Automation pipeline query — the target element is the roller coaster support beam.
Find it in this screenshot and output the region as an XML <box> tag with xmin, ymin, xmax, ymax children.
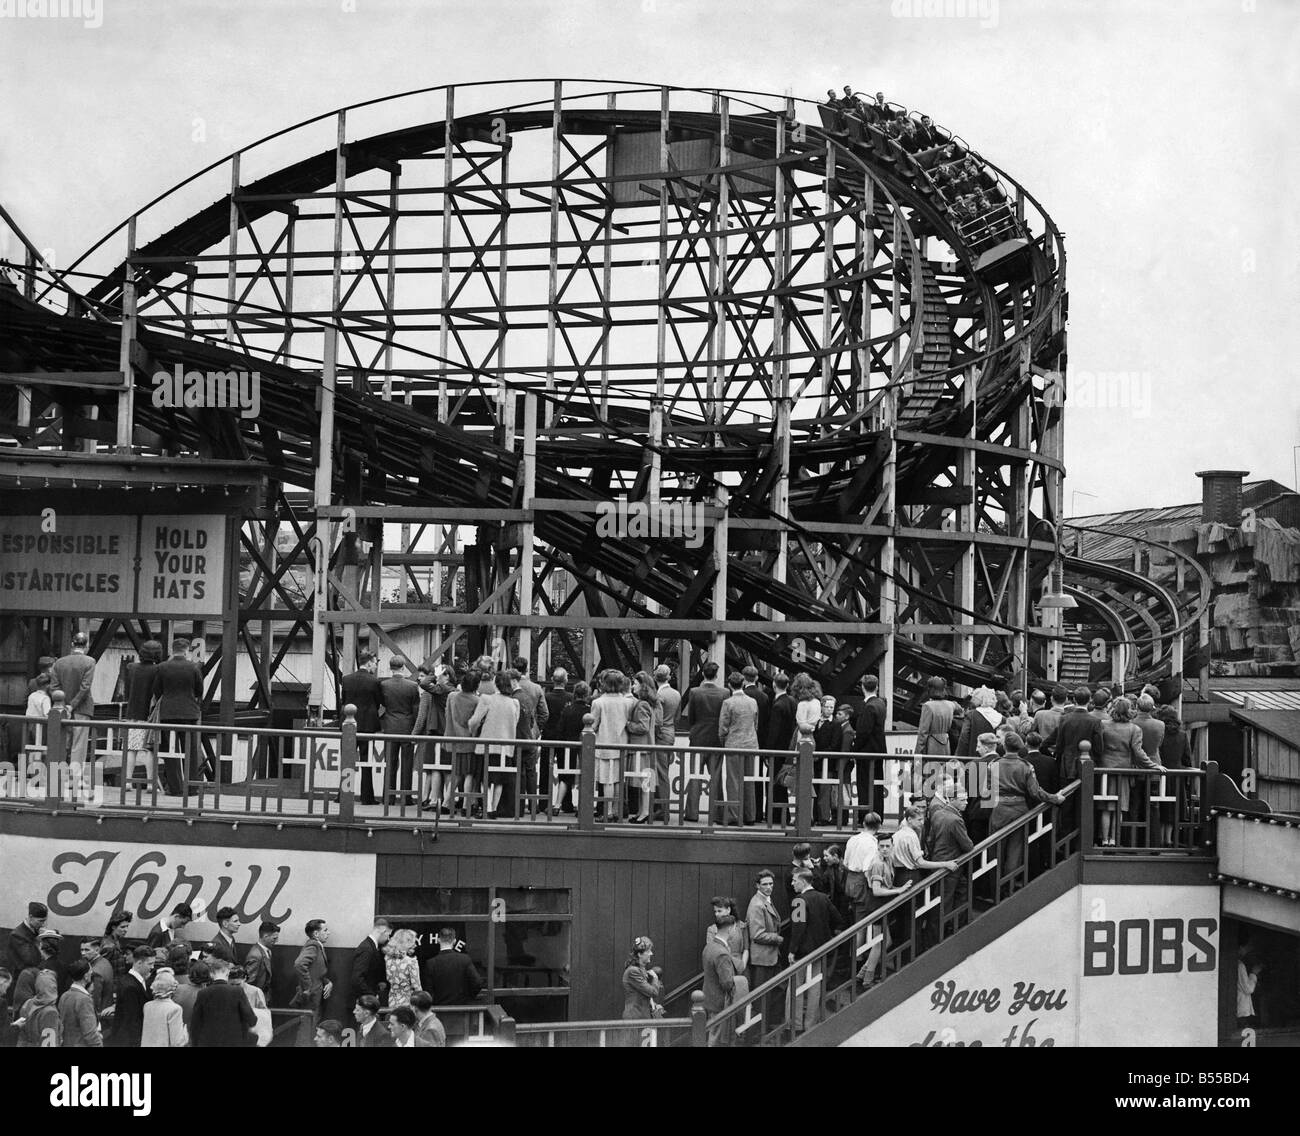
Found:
<box><xmin>954</xmin><ymin>366</ymin><xmax>977</xmax><ymax>690</ymax></box>
<box><xmin>711</xmin><ymin>487</ymin><xmax>730</xmax><ymax>668</ymax></box>
<box><xmin>310</xmin><ymin>110</ymin><xmax>347</xmax><ymax>721</ymax></box>
<box><xmin>1009</xmin><ymin>342</ymin><xmax>1033</xmax><ymax>697</ymax></box>
<box><xmin>114</xmin><ymin>216</ymin><xmax>137</xmax><ymax>452</ymax></box>
<box><xmin>880</xmin><ymin>387</ymin><xmax>898</xmax><ymax>728</ymax></box>
<box><xmin>519</xmin><ymin>393</ymin><xmax>538</xmax><ymax>662</ymax></box>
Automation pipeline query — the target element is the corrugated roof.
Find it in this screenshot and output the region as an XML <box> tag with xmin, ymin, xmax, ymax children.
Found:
<box><xmin>1230</xmin><ymin>708</ymin><xmax>1300</xmax><ymax>750</ymax></box>
<box><xmin>1215</xmin><ymin>690</ymin><xmax>1300</xmax><ymax>710</ymax></box>
<box><xmin>1066</xmin><ymin>482</ymin><xmax>1299</xmax><ymax>563</ymax></box>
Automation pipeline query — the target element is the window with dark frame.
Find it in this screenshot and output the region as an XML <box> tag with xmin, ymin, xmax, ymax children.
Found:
<box><xmin>377</xmin><ymin>885</ymin><xmax>571</xmax><ymax>1024</ymax></box>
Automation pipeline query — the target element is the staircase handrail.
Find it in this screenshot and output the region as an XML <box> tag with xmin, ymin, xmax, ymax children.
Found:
<box><xmin>705</xmin><ymin>778</ymin><xmax>1083</xmax><ymax>1038</ymax></box>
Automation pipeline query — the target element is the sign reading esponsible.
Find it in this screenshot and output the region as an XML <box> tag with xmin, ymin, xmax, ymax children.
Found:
<box><xmin>0</xmin><ymin>513</ymin><xmax>226</xmax><ymax>617</ymax></box>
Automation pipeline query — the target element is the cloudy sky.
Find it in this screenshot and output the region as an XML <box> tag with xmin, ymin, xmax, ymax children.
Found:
<box><xmin>2</xmin><ymin>0</ymin><xmax>1296</xmax><ymax>514</ymax></box>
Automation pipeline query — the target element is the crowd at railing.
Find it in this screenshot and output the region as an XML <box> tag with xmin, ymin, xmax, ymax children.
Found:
<box><xmin>0</xmin><ymin>656</ymin><xmax>1209</xmax><ymax>852</ymax></box>
<box><xmin>818</xmin><ymin>84</ymin><xmax>1023</xmax><ymax>252</ymax></box>
<box><xmin>635</xmin><ymin>753</ymin><xmax>1212</xmax><ymax>1047</ymax></box>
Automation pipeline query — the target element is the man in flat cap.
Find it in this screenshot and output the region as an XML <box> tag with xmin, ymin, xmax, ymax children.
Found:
<box><xmin>3</xmin><ymin>901</ymin><xmax>47</xmax><ymax>977</ymax></box>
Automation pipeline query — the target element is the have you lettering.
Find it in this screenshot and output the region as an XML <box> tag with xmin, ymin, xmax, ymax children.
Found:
<box><xmin>911</xmin><ymin>979</ymin><xmax>1070</xmax><ymax>1046</ymax></box>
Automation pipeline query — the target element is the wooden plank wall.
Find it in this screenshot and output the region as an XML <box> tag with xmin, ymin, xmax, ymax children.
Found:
<box><xmin>1254</xmin><ymin>731</ymin><xmax>1300</xmax><ymax>814</ymax></box>
<box><xmin>377</xmin><ymin>840</ymin><xmax>800</xmax><ymax>1020</ymax></box>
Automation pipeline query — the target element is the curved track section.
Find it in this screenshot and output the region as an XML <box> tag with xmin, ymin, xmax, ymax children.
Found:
<box><xmin>0</xmin><ymin>80</ymin><xmax>1200</xmax><ymax>709</ymax></box>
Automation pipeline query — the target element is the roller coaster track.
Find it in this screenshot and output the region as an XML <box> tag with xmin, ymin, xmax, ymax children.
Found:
<box><xmin>0</xmin><ymin>81</ymin><xmax>1209</xmax><ymax>708</ymax></box>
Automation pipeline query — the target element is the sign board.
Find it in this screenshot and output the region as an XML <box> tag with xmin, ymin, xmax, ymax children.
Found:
<box><xmin>0</xmin><ymin>834</ymin><xmax>376</xmax><ymax>946</ymax></box>
<box><xmin>843</xmin><ymin>884</ymin><xmax>1220</xmax><ymax>1047</ymax></box>
<box><xmin>844</xmin><ymin>890</ymin><xmax>1078</xmax><ymax>1047</ymax></box>
<box><xmin>0</xmin><ymin>513</ymin><xmax>226</xmax><ymax>617</ymax></box>
<box><xmin>1076</xmin><ymin>885</ymin><xmax>1220</xmax><ymax>1047</ymax></box>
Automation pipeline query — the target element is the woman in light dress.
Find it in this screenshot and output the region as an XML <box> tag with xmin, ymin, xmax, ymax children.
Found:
<box><xmin>384</xmin><ymin>928</ymin><xmax>424</xmax><ymax>1008</ymax></box>
<box><xmin>468</xmin><ymin>671</ymin><xmax>521</xmax><ymax>818</ymax></box>
<box><xmin>625</xmin><ymin>671</ymin><xmax>662</xmax><ymax>824</ymax></box>
<box><xmin>589</xmin><ymin>670</ymin><xmax>632</xmax><ymax>821</ymax></box>
<box><xmin>122</xmin><ymin>639</ymin><xmax>163</xmax><ymax>786</ymax></box>
<box><xmin>445</xmin><ymin>671</ymin><xmax>482</xmax><ymax>816</ymax></box>
<box><xmin>1097</xmin><ymin>697</ymin><xmax>1165</xmax><ymax>847</ymax></box>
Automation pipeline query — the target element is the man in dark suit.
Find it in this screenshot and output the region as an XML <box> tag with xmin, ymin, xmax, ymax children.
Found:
<box><xmin>853</xmin><ymin>675</ymin><xmax>889</xmax><ymax>817</ymax></box>
<box><xmin>340</xmin><ymin>651</ymin><xmax>382</xmax><ymax>805</ymax></box>
<box><xmin>741</xmin><ymin>666</ymin><xmax>771</xmax><ymax>822</ymax></box>
<box><xmin>652</xmin><ymin>666</ymin><xmax>682</xmax><ymax>822</ymax></box>
<box><xmin>145</xmin><ymin>904</ymin><xmax>193</xmax><ymax>950</ymax></box>
<box><xmin>52</xmin><ymin>632</ymin><xmax>97</xmax><ymax>763</ymax></box>
<box><xmin>789</xmin><ymin>870</ymin><xmax>844</xmax><ymax>1033</ymax></box>
<box><xmin>107</xmin><ymin>946</ymin><xmax>154</xmax><ymax>1047</ymax></box>
<box><xmin>423</xmin><ymin>928</ymin><xmax>483</xmax><ymax>1005</ymax></box>
<box><xmin>291</xmin><ymin>919</ymin><xmax>331</xmax><ymax>1021</ymax></box>
<box><xmin>682</xmin><ymin>661</ymin><xmax>728</xmax><ymax>823</ymax></box>
<box><xmin>512</xmin><ymin>656</ymin><xmax>549</xmax><ymax>815</ymax></box>
<box><xmin>925</xmin><ymin>785</ymin><xmax>974</xmax><ymax>933</ymax></box>
<box><xmin>379</xmin><ymin>658</ymin><xmax>421</xmax><ymax>801</ymax></box>
<box><xmin>766</xmin><ymin>673</ymin><xmax>796</xmax><ymax>822</ymax></box>
<box><xmin>1042</xmin><ymin>686</ymin><xmax>1106</xmax><ymax>782</ymax></box>
<box><xmin>701</xmin><ymin>926</ymin><xmax>738</xmax><ymax>1045</ymax></box>
<box><xmin>243</xmin><ymin>922</ymin><xmax>279</xmax><ymax>1003</ymax></box>
<box><xmin>3</xmin><ymin>901</ymin><xmax>46</xmax><ymax>976</ymax></box>
<box><xmin>539</xmin><ymin>667</ymin><xmax>571</xmax><ymax>808</ymax></box>
<box><xmin>353</xmin><ymin>994</ymin><xmax>393</xmax><ymax>1047</ymax></box>
<box><xmin>1023</xmin><ymin>732</ymin><xmax>1060</xmax><ymax>794</ymax></box>
<box><xmin>350</xmin><ymin>918</ymin><xmax>390</xmax><ymax>1007</ymax></box>
<box><xmin>206</xmin><ymin>907</ymin><xmax>241</xmax><ymax>966</ymax></box>
<box><xmin>151</xmin><ymin>636</ymin><xmax>203</xmax><ymax>792</ymax></box>
<box><xmin>190</xmin><ymin>957</ymin><xmax>256</xmax><ymax>1047</ymax></box>
<box><xmin>1022</xmin><ymin>731</ymin><xmax>1059</xmax><ymax>874</ymax></box>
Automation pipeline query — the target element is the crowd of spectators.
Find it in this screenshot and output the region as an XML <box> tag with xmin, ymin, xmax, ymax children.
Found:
<box><xmin>0</xmin><ymin>907</ymin><xmax>484</xmax><ymax>1049</ymax></box>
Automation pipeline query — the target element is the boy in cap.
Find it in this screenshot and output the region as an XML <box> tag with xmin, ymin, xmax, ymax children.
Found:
<box><xmin>3</xmin><ymin>901</ymin><xmax>47</xmax><ymax>976</ymax></box>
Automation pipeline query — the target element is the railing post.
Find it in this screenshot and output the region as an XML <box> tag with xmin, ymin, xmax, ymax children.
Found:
<box><xmin>496</xmin><ymin>1013</ymin><xmax>517</xmax><ymax>1047</ymax></box>
<box><xmin>43</xmin><ymin>691</ymin><xmax>68</xmax><ymax>808</ymax></box>
<box><xmin>689</xmin><ymin>990</ymin><xmax>707</xmax><ymax>1047</ymax></box>
<box><xmin>339</xmin><ymin>703</ymin><xmax>357</xmax><ymax>823</ymax></box>
<box><xmin>1079</xmin><ymin>749</ymin><xmax>1095</xmax><ymax>852</ymax></box>
<box><xmin>578</xmin><ymin>715</ymin><xmax>596</xmax><ymax>830</ymax></box>
<box><xmin>795</xmin><ymin>727</ymin><xmax>814</xmax><ymax>837</ymax></box>
<box><xmin>1202</xmin><ymin>760</ymin><xmax>1219</xmax><ymax>849</ymax></box>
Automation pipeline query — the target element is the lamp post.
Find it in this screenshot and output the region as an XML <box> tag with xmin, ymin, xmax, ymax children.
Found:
<box><xmin>1037</xmin><ymin>519</ymin><xmax>1076</xmax><ymax>683</ymax></box>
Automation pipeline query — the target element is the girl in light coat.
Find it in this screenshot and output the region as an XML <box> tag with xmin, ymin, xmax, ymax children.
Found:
<box><xmin>468</xmin><ymin>672</ymin><xmax>521</xmax><ymax>818</ymax></box>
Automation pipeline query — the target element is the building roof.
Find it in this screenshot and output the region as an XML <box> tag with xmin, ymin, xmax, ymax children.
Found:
<box><xmin>1066</xmin><ymin>480</ymin><xmax>1297</xmax><ymax>562</ymax></box>
<box><xmin>1230</xmin><ymin>708</ymin><xmax>1300</xmax><ymax>750</ymax></box>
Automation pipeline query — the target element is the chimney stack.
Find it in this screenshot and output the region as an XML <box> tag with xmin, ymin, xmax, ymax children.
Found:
<box><xmin>1195</xmin><ymin>470</ymin><xmax>1249</xmax><ymax>525</ymax></box>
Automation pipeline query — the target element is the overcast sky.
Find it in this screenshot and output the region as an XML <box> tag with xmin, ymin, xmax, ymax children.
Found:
<box><xmin>2</xmin><ymin>0</ymin><xmax>1296</xmax><ymax>514</ymax></box>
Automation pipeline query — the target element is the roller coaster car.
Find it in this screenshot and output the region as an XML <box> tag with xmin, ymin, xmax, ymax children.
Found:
<box><xmin>816</xmin><ymin>105</ymin><xmax>847</xmax><ymax>132</ymax></box>
<box><xmin>973</xmin><ymin>236</ymin><xmax>1034</xmax><ymax>286</ymax></box>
